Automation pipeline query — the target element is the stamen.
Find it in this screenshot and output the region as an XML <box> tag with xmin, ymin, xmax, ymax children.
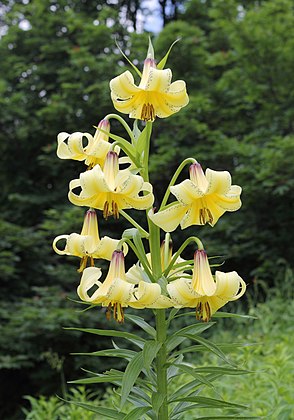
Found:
<box><xmin>199</xmin><ymin>208</ymin><xmax>213</xmax><ymax>225</ymax></box>
<box><xmin>141</xmin><ymin>103</ymin><xmax>155</xmax><ymax>121</ymax></box>
<box><xmin>195</xmin><ymin>300</ymin><xmax>211</xmax><ymax>322</ymax></box>
<box><xmin>112</xmin><ymin>200</ymin><xmax>119</xmax><ymax>219</ymax></box>
<box><xmin>103</xmin><ymin>201</ymin><xmax>109</xmax><ymax>219</ymax></box>
<box><xmin>78</xmin><ymin>256</ymin><xmax>88</xmax><ymax>273</ymax></box>
<box><xmin>105</xmin><ymin>302</ymin><xmax>124</xmax><ymax>323</ymax></box>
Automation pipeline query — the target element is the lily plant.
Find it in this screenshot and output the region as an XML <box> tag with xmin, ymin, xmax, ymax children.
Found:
<box><xmin>53</xmin><ymin>39</ymin><xmax>250</xmax><ymax>420</ymax></box>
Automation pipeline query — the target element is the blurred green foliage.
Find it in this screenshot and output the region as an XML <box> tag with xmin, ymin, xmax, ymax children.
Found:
<box><xmin>0</xmin><ymin>0</ymin><xmax>293</xmax><ymax>417</ymax></box>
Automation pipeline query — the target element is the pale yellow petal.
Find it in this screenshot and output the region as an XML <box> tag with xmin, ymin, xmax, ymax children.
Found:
<box><xmin>52</xmin><ymin>235</ymin><xmax>70</xmax><ymax>255</ymax></box>
<box><xmin>139</xmin><ymin>68</ymin><xmax>172</xmax><ymax>92</ymax></box>
<box><xmin>77</xmin><ymin>266</ymin><xmax>103</xmax><ymax>302</ymax></box>
<box><xmin>215</xmin><ymin>271</ymin><xmax>246</xmax><ymax>301</ymax></box>
<box><xmin>167</xmin><ymin>278</ymin><xmax>198</xmax><ymax>306</ymax></box>
<box><xmin>170</xmin><ymin>179</ymin><xmax>204</xmax><ymax>204</ymax></box>
<box><xmin>148</xmin><ymin>204</ymin><xmax>187</xmax><ymax>233</ymax></box>
<box><xmin>110</xmin><ymin>70</ymin><xmax>140</xmax><ymax>98</ymax></box>
<box><xmin>205</xmin><ymin>169</ymin><xmax>232</xmax><ymax>195</ymax></box>
<box><xmin>57</xmin><ymin>132</ymin><xmax>92</xmax><ymax>161</ymax></box>
<box><xmin>94</xmin><ymin>237</ymin><xmax>128</xmax><ymax>260</ymax></box>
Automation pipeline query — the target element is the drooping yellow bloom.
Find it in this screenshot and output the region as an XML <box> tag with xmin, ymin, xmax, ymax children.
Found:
<box><xmin>57</xmin><ymin>119</ymin><xmax>112</xmax><ymax>168</ymax></box>
<box><xmin>110</xmin><ymin>56</ymin><xmax>189</xmax><ymax>121</ymax></box>
<box><xmin>68</xmin><ymin>151</ymin><xmax>154</xmax><ymax>218</ymax></box>
<box><xmin>149</xmin><ymin>163</ymin><xmax>242</xmax><ymax>232</ymax></box>
<box><xmin>53</xmin><ymin>208</ymin><xmax>128</xmax><ymax>271</ymax></box>
<box><xmin>77</xmin><ymin>250</ymin><xmax>135</xmax><ymax>322</ymax></box>
<box><xmin>167</xmin><ymin>250</ymin><xmax>246</xmax><ymax>321</ymax></box>
<box><xmin>77</xmin><ymin>250</ymin><xmax>172</xmax><ymax>322</ymax></box>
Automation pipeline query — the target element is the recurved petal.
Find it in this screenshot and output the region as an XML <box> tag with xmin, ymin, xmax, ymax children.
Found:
<box><xmin>52</xmin><ymin>235</ymin><xmax>70</xmax><ymax>255</ymax></box>
<box><xmin>215</xmin><ymin>271</ymin><xmax>246</xmax><ymax>301</ymax></box>
<box><xmin>171</xmin><ymin>179</ymin><xmax>204</xmax><ymax>204</ymax></box>
<box><xmin>148</xmin><ymin>204</ymin><xmax>187</xmax><ymax>233</ymax></box>
<box><xmin>205</xmin><ymin>169</ymin><xmax>232</xmax><ymax>195</ymax></box>
<box><xmin>131</xmin><ymin>281</ymin><xmax>162</xmax><ymax>308</ymax></box>
<box><xmin>165</xmin><ymin>80</ymin><xmax>189</xmax><ymax>107</ymax></box>
<box><xmin>99</xmin><ymin>277</ymin><xmax>135</xmax><ymax>303</ymax></box>
<box><xmin>167</xmin><ymin>278</ymin><xmax>198</xmax><ymax>306</ymax></box>
<box><xmin>110</xmin><ymin>70</ymin><xmax>140</xmax><ymax>99</ymax></box>
<box><xmin>77</xmin><ymin>266</ymin><xmax>103</xmax><ymax>302</ymax></box>
<box><xmin>94</xmin><ymin>236</ymin><xmax>128</xmax><ymax>260</ymax></box>
<box><xmin>139</xmin><ymin>68</ymin><xmax>172</xmax><ymax>92</ymax></box>
<box><xmin>57</xmin><ymin>132</ymin><xmax>92</xmax><ymax>161</ymax></box>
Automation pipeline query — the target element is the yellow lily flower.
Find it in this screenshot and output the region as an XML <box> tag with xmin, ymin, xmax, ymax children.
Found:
<box><xmin>68</xmin><ymin>151</ymin><xmax>154</xmax><ymax>218</ymax></box>
<box><xmin>77</xmin><ymin>250</ymin><xmax>135</xmax><ymax>323</ymax></box>
<box><xmin>57</xmin><ymin>119</ymin><xmax>112</xmax><ymax>168</ymax></box>
<box><xmin>53</xmin><ymin>208</ymin><xmax>127</xmax><ymax>271</ymax></box>
<box><xmin>110</xmin><ymin>56</ymin><xmax>189</xmax><ymax>121</ymax></box>
<box><xmin>149</xmin><ymin>162</ymin><xmax>242</xmax><ymax>232</ymax></box>
<box><xmin>167</xmin><ymin>250</ymin><xmax>246</xmax><ymax>321</ymax></box>
<box><xmin>77</xmin><ymin>250</ymin><xmax>170</xmax><ymax>321</ymax></box>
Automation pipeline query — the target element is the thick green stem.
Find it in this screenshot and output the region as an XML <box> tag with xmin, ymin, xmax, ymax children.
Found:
<box><xmin>155</xmin><ymin>309</ymin><xmax>168</xmax><ymax>420</ymax></box>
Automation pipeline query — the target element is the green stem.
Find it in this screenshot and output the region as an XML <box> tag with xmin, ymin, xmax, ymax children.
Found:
<box><xmin>142</xmin><ymin>121</ymin><xmax>152</xmax><ymax>182</ymax></box>
<box><xmin>105</xmin><ymin>113</ymin><xmax>135</xmax><ymax>143</ymax></box>
<box><xmin>164</xmin><ymin>236</ymin><xmax>204</xmax><ymax>277</ymax></box>
<box><xmin>160</xmin><ymin>157</ymin><xmax>197</xmax><ymax>210</ymax></box>
<box><xmin>155</xmin><ymin>309</ymin><xmax>168</xmax><ymax>419</ymax></box>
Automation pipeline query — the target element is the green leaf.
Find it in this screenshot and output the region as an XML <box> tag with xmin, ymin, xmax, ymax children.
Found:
<box><xmin>173</xmin><ymin>395</ymin><xmax>247</xmax><ymax>409</ymax></box>
<box><xmin>212</xmin><ymin>312</ymin><xmax>257</xmax><ymax>319</ymax></box>
<box><xmin>143</xmin><ymin>340</ymin><xmax>162</xmax><ymax>369</ymax></box>
<box><xmin>173</xmin><ymin>322</ymin><xmax>215</xmax><ymax>337</ymax></box>
<box><xmin>68</xmin><ymin>373</ymin><xmax>123</xmax><ymax>385</ymax></box>
<box><xmin>123</xmin><ymin>406</ymin><xmax>151</xmax><ymax>420</ymax></box>
<box><xmin>173</xmin><ymin>363</ymin><xmax>214</xmax><ymax>388</ymax></box>
<box><xmin>192</xmin><ymin>366</ymin><xmax>251</xmax><ymax>375</ymax></box>
<box><xmin>157</xmin><ymin>39</ymin><xmax>180</xmax><ymax>69</ymax></box>
<box><xmin>183</xmin><ymin>334</ymin><xmax>233</xmax><ymax>365</ymax></box>
<box><xmin>120</xmin><ymin>351</ymin><xmax>144</xmax><ymax>410</ymax></box>
<box><xmin>64</xmin><ymin>328</ymin><xmax>145</xmax><ymax>346</ymax></box>
<box><xmin>115</xmin><ymin>38</ymin><xmax>142</xmax><ymax>77</ymax></box>
<box><xmin>71</xmin><ymin>348</ymin><xmax>136</xmax><ymax>360</ymax></box>
<box><xmin>59</xmin><ymin>398</ymin><xmax>124</xmax><ymax>419</ymax></box>
<box><xmin>172</xmin><ymin>342</ymin><xmax>256</xmax><ymax>357</ymax></box>
<box><xmin>124</xmin><ymin>314</ymin><xmax>156</xmax><ymax>338</ymax></box>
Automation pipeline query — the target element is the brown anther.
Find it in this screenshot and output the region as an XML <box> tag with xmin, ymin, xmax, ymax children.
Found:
<box><xmin>195</xmin><ymin>301</ymin><xmax>211</xmax><ymax>322</ymax></box>
<box><xmin>103</xmin><ymin>201</ymin><xmax>109</xmax><ymax>219</ymax></box>
<box><xmin>199</xmin><ymin>208</ymin><xmax>214</xmax><ymax>225</ymax></box>
<box><xmin>141</xmin><ymin>103</ymin><xmax>155</xmax><ymax>121</ymax></box>
<box><xmin>90</xmin><ymin>256</ymin><xmax>95</xmax><ymax>267</ymax></box>
<box><xmin>112</xmin><ymin>200</ymin><xmax>119</xmax><ymax>219</ymax></box>
<box><xmin>106</xmin><ymin>303</ymin><xmax>112</xmax><ymax>321</ymax></box>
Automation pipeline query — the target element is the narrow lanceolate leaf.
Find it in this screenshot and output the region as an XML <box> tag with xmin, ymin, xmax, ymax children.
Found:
<box><xmin>59</xmin><ymin>399</ymin><xmax>124</xmax><ymax>419</ymax></box>
<box><xmin>120</xmin><ymin>351</ymin><xmax>144</xmax><ymax>410</ymax></box>
<box><xmin>173</xmin><ymin>363</ymin><xmax>214</xmax><ymax>388</ymax></box>
<box><xmin>195</xmin><ymin>417</ymin><xmax>259</xmax><ymax>419</ymax></box>
<box><xmin>134</xmin><ymin>124</ymin><xmax>149</xmax><ymax>156</ymax></box>
<box><xmin>173</xmin><ymin>322</ymin><xmax>215</xmax><ymax>337</ymax></box>
<box><xmin>212</xmin><ymin>312</ymin><xmax>257</xmax><ymax>319</ymax></box>
<box><xmin>115</xmin><ymin>39</ymin><xmax>142</xmax><ymax>77</ymax></box>
<box><xmin>124</xmin><ymin>314</ymin><xmax>156</xmax><ymax>338</ymax></box>
<box><xmin>157</xmin><ymin>39</ymin><xmax>181</xmax><ymax>69</ymax></box>
<box><xmin>71</xmin><ymin>348</ymin><xmax>136</xmax><ymax>361</ymax></box>
<box><xmin>143</xmin><ymin>340</ymin><xmax>162</xmax><ymax>369</ymax></box>
<box><xmin>64</xmin><ymin>328</ymin><xmax>145</xmax><ymax>346</ymax></box>
<box><xmin>166</xmin><ymin>322</ymin><xmax>214</xmax><ymax>353</ymax></box>
<box><xmin>172</xmin><ymin>342</ymin><xmax>255</xmax><ymax>357</ymax></box>
<box><xmin>192</xmin><ymin>366</ymin><xmax>251</xmax><ymax>375</ymax></box>
<box><xmin>173</xmin><ymin>396</ymin><xmax>247</xmax><ymax>409</ymax></box>
<box><xmin>123</xmin><ymin>406</ymin><xmax>151</xmax><ymax>420</ymax></box>
<box><xmin>68</xmin><ymin>373</ymin><xmax>123</xmax><ymax>385</ymax></box>
<box><xmin>183</xmin><ymin>334</ymin><xmax>233</xmax><ymax>365</ymax></box>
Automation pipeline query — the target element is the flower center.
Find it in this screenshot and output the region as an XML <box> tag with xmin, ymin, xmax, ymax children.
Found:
<box><xmin>195</xmin><ymin>300</ymin><xmax>211</xmax><ymax>322</ymax></box>
<box><xmin>103</xmin><ymin>196</ymin><xmax>119</xmax><ymax>219</ymax></box>
<box><xmin>106</xmin><ymin>302</ymin><xmax>124</xmax><ymax>323</ymax></box>
<box><xmin>141</xmin><ymin>103</ymin><xmax>155</xmax><ymax>121</ymax></box>
<box><xmin>199</xmin><ymin>207</ymin><xmax>213</xmax><ymax>225</ymax></box>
